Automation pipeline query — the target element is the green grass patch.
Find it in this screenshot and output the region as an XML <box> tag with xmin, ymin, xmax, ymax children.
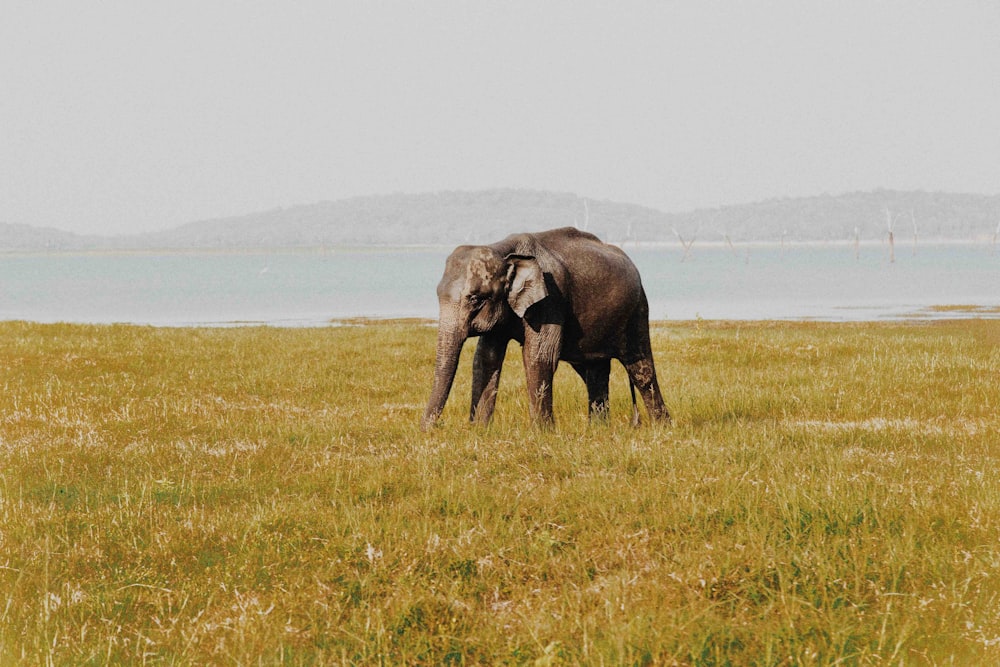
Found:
<box><xmin>2</xmin><ymin>319</ymin><xmax>999</xmax><ymax>664</ymax></box>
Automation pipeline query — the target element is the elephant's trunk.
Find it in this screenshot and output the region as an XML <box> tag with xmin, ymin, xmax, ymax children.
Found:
<box><xmin>422</xmin><ymin>318</ymin><xmax>467</xmax><ymax>430</ymax></box>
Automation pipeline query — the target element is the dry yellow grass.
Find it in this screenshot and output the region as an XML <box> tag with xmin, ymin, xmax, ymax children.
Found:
<box><xmin>1</xmin><ymin>319</ymin><xmax>999</xmax><ymax>664</ymax></box>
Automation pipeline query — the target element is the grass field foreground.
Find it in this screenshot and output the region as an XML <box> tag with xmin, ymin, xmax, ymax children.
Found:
<box><xmin>1</xmin><ymin>319</ymin><xmax>999</xmax><ymax>664</ymax></box>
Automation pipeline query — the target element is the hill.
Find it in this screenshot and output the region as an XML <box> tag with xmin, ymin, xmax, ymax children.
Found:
<box><xmin>0</xmin><ymin>222</ymin><xmax>102</xmax><ymax>252</ymax></box>
<box><xmin>3</xmin><ymin>189</ymin><xmax>998</xmax><ymax>251</ymax></box>
<box><xmin>666</xmin><ymin>190</ymin><xmax>1000</xmax><ymax>244</ymax></box>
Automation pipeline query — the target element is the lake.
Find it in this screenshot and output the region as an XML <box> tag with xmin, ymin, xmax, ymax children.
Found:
<box><xmin>1</xmin><ymin>243</ymin><xmax>997</xmax><ymax>326</ymax></box>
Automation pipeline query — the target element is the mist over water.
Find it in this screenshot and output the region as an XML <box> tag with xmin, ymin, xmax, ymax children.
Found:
<box><xmin>1</xmin><ymin>244</ymin><xmax>997</xmax><ymax>326</ymax></box>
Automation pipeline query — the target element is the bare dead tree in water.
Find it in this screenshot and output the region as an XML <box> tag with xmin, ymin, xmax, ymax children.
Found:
<box><xmin>723</xmin><ymin>232</ymin><xmax>737</xmax><ymax>256</ymax></box>
<box><xmin>672</xmin><ymin>227</ymin><xmax>696</xmax><ymax>262</ymax></box>
<box><xmin>993</xmin><ymin>220</ymin><xmax>1000</xmax><ymax>256</ymax></box>
<box><xmin>853</xmin><ymin>226</ymin><xmax>861</xmax><ymax>261</ymax></box>
<box><xmin>910</xmin><ymin>209</ymin><xmax>918</xmax><ymax>257</ymax></box>
<box><xmin>726</xmin><ymin>213</ymin><xmax>754</xmax><ymax>260</ymax></box>
<box><xmin>577</xmin><ymin>198</ymin><xmax>589</xmax><ymax>232</ymax></box>
<box><xmin>884</xmin><ymin>207</ymin><xmax>899</xmax><ymax>263</ymax></box>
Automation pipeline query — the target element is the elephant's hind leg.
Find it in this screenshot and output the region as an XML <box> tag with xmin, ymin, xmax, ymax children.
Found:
<box><xmin>624</xmin><ymin>356</ymin><xmax>670</xmax><ymax>423</ymax></box>
<box><xmin>572</xmin><ymin>360</ymin><xmax>611</xmax><ymax>421</ymax></box>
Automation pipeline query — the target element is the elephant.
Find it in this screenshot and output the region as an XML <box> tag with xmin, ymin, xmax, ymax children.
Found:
<box><xmin>421</xmin><ymin>227</ymin><xmax>670</xmax><ymax>429</ymax></box>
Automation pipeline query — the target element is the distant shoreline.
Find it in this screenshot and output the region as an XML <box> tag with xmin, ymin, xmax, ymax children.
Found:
<box><xmin>0</xmin><ymin>244</ymin><xmax>446</xmax><ymax>257</ymax></box>
<box><xmin>2</xmin><ymin>237</ymin><xmax>996</xmax><ymax>257</ymax></box>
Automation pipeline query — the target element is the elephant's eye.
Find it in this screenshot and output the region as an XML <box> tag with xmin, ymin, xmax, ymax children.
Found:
<box><xmin>467</xmin><ymin>293</ymin><xmax>485</xmax><ymax>308</ymax></box>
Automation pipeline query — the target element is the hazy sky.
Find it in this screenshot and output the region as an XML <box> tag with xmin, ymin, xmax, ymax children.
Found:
<box><xmin>2</xmin><ymin>2</ymin><xmax>998</xmax><ymax>235</ymax></box>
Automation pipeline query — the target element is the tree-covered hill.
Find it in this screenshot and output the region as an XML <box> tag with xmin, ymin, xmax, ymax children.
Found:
<box><xmin>666</xmin><ymin>190</ymin><xmax>1000</xmax><ymax>244</ymax></box>
<box><xmin>0</xmin><ymin>222</ymin><xmax>102</xmax><ymax>252</ymax></box>
<box><xmin>3</xmin><ymin>189</ymin><xmax>998</xmax><ymax>251</ymax></box>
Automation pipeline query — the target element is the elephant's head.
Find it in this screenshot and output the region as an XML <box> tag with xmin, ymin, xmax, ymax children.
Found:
<box><xmin>421</xmin><ymin>245</ymin><xmax>547</xmax><ymax>429</ymax></box>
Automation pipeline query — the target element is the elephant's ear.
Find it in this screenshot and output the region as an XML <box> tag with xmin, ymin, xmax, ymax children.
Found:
<box><xmin>505</xmin><ymin>254</ymin><xmax>547</xmax><ymax>317</ymax></box>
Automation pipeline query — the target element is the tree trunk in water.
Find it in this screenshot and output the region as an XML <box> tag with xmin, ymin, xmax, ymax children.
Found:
<box><xmin>421</xmin><ymin>327</ymin><xmax>466</xmax><ymax>430</ymax></box>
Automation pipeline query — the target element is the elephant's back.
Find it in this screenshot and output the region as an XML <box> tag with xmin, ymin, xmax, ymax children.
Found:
<box><xmin>546</xmin><ymin>231</ymin><xmax>641</xmax><ymax>288</ymax></box>
<box><xmin>545</xmin><ymin>232</ymin><xmax>645</xmax><ymax>358</ymax></box>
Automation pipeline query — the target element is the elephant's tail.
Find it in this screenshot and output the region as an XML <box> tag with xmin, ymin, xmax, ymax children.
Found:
<box><xmin>629</xmin><ymin>380</ymin><xmax>640</xmax><ymax>427</ymax></box>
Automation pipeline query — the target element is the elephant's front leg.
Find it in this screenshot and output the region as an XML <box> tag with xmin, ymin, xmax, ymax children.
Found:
<box><xmin>471</xmin><ymin>334</ymin><xmax>508</xmax><ymax>424</ymax></box>
<box><xmin>522</xmin><ymin>323</ymin><xmax>562</xmax><ymax>426</ymax></box>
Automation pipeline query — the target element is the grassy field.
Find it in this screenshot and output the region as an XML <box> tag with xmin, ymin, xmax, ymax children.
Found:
<box><xmin>1</xmin><ymin>318</ymin><xmax>999</xmax><ymax>665</ymax></box>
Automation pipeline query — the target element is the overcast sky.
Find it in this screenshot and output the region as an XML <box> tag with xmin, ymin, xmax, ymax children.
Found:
<box><xmin>2</xmin><ymin>2</ymin><xmax>998</xmax><ymax>235</ymax></box>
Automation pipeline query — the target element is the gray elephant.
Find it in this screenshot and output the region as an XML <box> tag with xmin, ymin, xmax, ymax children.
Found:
<box><xmin>422</xmin><ymin>227</ymin><xmax>670</xmax><ymax>429</ymax></box>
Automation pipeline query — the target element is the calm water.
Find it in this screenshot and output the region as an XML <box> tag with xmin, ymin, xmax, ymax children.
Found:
<box><xmin>1</xmin><ymin>244</ymin><xmax>997</xmax><ymax>326</ymax></box>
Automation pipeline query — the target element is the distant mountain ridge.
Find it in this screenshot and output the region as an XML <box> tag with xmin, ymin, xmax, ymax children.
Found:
<box><xmin>3</xmin><ymin>189</ymin><xmax>998</xmax><ymax>251</ymax></box>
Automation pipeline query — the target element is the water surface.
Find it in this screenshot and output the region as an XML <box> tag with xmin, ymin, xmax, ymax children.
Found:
<box><xmin>1</xmin><ymin>244</ymin><xmax>997</xmax><ymax>325</ymax></box>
